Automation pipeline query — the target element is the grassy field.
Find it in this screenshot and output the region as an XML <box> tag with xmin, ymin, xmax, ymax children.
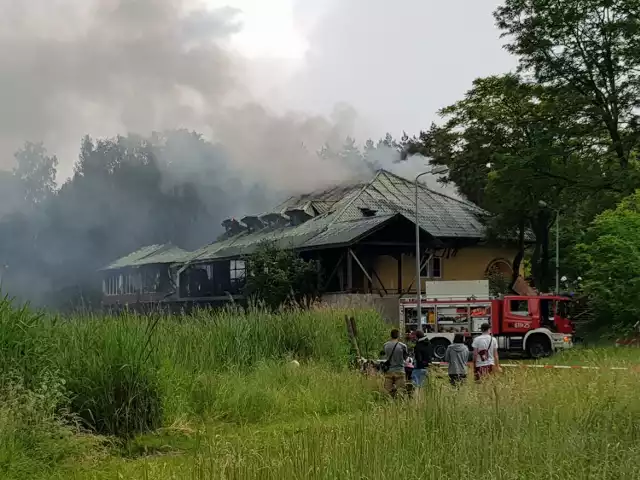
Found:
<box><xmin>1</xmin><ymin>298</ymin><xmax>639</xmax><ymax>479</ymax></box>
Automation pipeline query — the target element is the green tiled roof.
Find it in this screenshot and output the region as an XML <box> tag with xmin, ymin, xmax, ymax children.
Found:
<box><xmin>101</xmin><ymin>244</ymin><xmax>187</xmax><ymax>270</ymax></box>
<box><xmin>102</xmin><ymin>169</ymin><xmax>497</xmax><ymax>271</ymax></box>
<box><xmin>185</xmin><ymin>214</ymin><xmax>397</xmax><ymax>263</ymax></box>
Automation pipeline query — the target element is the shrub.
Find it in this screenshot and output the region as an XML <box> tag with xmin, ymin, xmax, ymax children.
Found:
<box><xmin>244</xmin><ymin>241</ymin><xmax>321</xmax><ymax>310</ymax></box>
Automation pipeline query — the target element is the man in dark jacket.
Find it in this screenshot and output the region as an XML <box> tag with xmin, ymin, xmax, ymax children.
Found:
<box><xmin>411</xmin><ymin>330</ymin><xmax>433</xmax><ymax>388</ymax></box>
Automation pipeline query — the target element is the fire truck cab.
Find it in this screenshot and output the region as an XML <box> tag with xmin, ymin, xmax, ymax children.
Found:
<box><xmin>399</xmin><ymin>281</ymin><xmax>574</xmax><ymax>360</ymax></box>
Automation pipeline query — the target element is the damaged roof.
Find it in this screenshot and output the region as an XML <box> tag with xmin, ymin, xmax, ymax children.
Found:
<box><xmin>278</xmin><ymin>169</ymin><xmax>485</xmax><ymax>238</ymax></box>
<box><xmin>103</xmin><ymin>169</ymin><xmax>492</xmax><ymax>270</ymax></box>
<box><xmin>101</xmin><ymin>244</ymin><xmax>188</xmax><ymax>270</ymax></box>
<box><xmin>186</xmin><ymin>214</ymin><xmax>400</xmax><ymax>263</ymax></box>
<box><xmin>183</xmin><ymin>170</ymin><xmax>486</xmax><ymax>264</ymax></box>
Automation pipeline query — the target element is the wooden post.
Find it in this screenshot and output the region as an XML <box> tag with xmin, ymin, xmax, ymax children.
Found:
<box><xmin>397</xmin><ymin>253</ymin><xmax>403</xmax><ymax>294</ymax></box>
<box><xmin>347</xmin><ymin>248</ymin><xmax>353</xmax><ymax>292</ymax></box>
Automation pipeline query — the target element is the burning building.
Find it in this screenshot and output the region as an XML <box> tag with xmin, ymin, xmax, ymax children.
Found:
<box><xmin>100</xmin><ymin>169</ymin><xmax>520</xmax><ymax>318</ymax></box>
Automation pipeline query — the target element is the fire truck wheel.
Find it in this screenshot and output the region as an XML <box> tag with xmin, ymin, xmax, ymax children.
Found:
<box><xmin>431</xmin><ymin>339</ymin><xmax>450</xmax><ymax>361</ymax></box>
<box><xmin>526</xmin><ymin>335</ymin><xmax>552</xmax><ymax>359</ymax></box>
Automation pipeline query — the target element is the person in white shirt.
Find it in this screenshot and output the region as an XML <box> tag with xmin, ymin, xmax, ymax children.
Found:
<box><xmin>472</xmin><ymin>323</ymin><xmax>501</xmax><ymax>380</ymax></box>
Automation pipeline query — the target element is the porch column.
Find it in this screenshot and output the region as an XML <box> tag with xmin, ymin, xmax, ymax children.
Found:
<box><xmin>346</xmin><ymin>248</ymin><xmax>353</xmax><ymax>292</ymax></box>
<box><xmin>397</xmin><ymin>253</ymin><xmax>403</xmax><ymax>294</ymax></box>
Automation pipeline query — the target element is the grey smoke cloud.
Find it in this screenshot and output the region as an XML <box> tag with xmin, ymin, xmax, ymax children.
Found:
<box><xmin>0</xmin><ymin>0</ymin><xmax>238</xmax><ymax>171</ymax></box>
<box><xmin>0</xmin><ymin>0</ymin><xmax>512</xmax><ymax>197</ymax></box>
<box><xmin>0</xmin><ymin>0</ymin><xmax>364</xmax><ymax>195</ymax></box>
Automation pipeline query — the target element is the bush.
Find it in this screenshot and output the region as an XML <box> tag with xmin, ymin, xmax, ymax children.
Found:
<box><xmin>0</xmin><ymin>297</ymin><xmax>388</xmax><ymax>438</ymax></box>
<box><xmin>244</xmin><ymin>241</ymin><xmax>321</xmax><ymax>310</ymax></box>
<box><xmin>574</xmin><ymin>191</ymin><xmax>640</xmax><ymax>334</ymax></box>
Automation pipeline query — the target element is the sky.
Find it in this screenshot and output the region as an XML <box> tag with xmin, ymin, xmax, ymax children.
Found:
<box><xmin>219</xmin><ymin>0</ymin><xmax>516</xmax><ymax>140</ymax></box>
<box><xmin>0</xmin><ymin>0</ymin><xmax>516</xmax><ymax>187</ymax></box>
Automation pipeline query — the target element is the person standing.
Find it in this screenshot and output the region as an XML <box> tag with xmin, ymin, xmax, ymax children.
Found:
<box><xmin>411</xmin><ymin>330</ymin><xmax>433</xmax><ymax>388</ymax></box>
<box><xmin>382</xmin><ymin>329</ymin><xmax>408</xmax><ymax>397</ymax></box>
<box><xmin>472</xmin><ymin>323</ymin><xmax>500</xmax><ymax>381</ymax></box>
<box><xmin>444</xmin><ymin>333</ymin><xmax>469</xmax><ymax>386</ymax></box>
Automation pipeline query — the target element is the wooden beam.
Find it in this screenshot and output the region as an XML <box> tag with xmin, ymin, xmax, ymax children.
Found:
<box><xmin>371</xmin><ymin>267</ymin><xmax>388</xmax><ymax>296</ymax></box>
<box><xmin>349</xmin><ymin>248</ymin><xmax>374</xmax><ymax>286</ymax></box>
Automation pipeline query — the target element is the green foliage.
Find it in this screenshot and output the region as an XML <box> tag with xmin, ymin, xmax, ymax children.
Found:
<box><xmin>575</xmin><ymin>190</ymin><xmax>640</xmax><ymax>333</ymax></box>
<box><xmin>12</xmin><ymin>141</ymin><xmax>58</xmax><ymax>206</ymax></box>
<box><xmin>0</xmin><ymin>299</ymin><xmax>53</xmax><ymax>390</ymax></box>
<box><xmin>485</xmin><ymin>266</ymin><xmax>512</xmax><ymax>297</ymax></box>
<box><xmin>495</xmin><ymin>0</ymin><xmax>640</xmax><ymax>169</ymax></box>
<box><xmin>408</xmin><ymin>75</ymin><xmax>593</xmax><ymax>289</ymax></box>
<box><xmin>1</xmin><ymin>295</ymin><xmax>640</xmax><ymax>479</ymax></box>
<box><xmin>0</xmin><ymin>296</ymin><xmax>387</xmax><ymax>436</ymax></box>
<box><xmin>244</xmin><ymin>241</ymin><xmax>321</xmax><ymax>310</ymax></box>
<box><xmin>53</xmin><ymin>318</ymin><xmax>163</xmax><ymax>438</ymax></box>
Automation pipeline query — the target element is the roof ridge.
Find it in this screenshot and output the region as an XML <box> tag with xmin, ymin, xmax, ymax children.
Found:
<box><xmin>377</xmin><ymin>168</ymin><xmax>481</xmax><ymax>210</ymax></box>
<box><xmin>327</xmin><ymin>170</ymin><xmax>383</xmax><ymax>227</ymax></box>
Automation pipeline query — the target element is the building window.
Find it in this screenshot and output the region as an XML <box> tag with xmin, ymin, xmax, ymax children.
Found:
<box><xmin>230</xmin><ymin>260</ymin><xmax>246</xmax><ymax>287</ymax></box>
<box><xmin>103</xmin><ymin>272</ymin><xmax>142</xmax><ymax>296</ymax></box>
<box><xmin>142</xmin><ymin>269</ymin><xmax>161</xmax><ymax>293</ymax></box>
<box><xmin>104</xmin><ymin>274</ymin><xmax>121</xmax><ymax>296</ymax></box>
<box><xmin>122</xmin><ymin>273</ymin><xmax>141</xmax><ymax>295</ymax></box>
<box><xmin>420</xmin><ymin>257</ymin><xmax>442</xmax><ymax>279</ymax></box>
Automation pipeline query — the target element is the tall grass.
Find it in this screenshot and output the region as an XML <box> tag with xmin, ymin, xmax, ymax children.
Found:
<box><xmin>79</xmin><ymin>366</ymin><xmax>640</xmax><ymax>480</ymax></box>
<box><xmin>0</xmin><ymin>298</ymin><xmax>387</xmax><ymax>437</ymax></box>
<box><xmin>1</xmin><ymin>297</ymin><xmax>639</xmax><ymax>479</ymax></box>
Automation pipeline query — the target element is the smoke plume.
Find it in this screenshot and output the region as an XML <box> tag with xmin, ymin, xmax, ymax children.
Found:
<box><xmin>0</xmin><ymin>0</ymin><xmax>364</xmax><ymax>188</ymax></box>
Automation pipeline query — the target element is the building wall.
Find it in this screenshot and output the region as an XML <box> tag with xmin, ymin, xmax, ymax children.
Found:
<box><xmin>321</xmin><ymin>293</ymin><xmax>401</xmax><ymax>324</ymax></box>
<box><xmin>372</xmin><ymin>245</ymin><xmax>519</xmax><ymax>293</ymax></box>
<box><xmin>442</xmin><ymin>246</ymin><xmax>518</xmax><ymax>281</ymax></box>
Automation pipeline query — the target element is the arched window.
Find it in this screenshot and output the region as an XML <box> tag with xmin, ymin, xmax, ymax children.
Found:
<box><xmin>485</xmin><ymin>258</ymin><xmax>513</xmax><ymax>295</ymax></box>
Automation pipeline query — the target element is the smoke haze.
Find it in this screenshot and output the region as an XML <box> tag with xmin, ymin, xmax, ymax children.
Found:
<box><xmin>0</xmin><ymin>0</ymin><xmax>512</xmax><ymax>306</ymax></box>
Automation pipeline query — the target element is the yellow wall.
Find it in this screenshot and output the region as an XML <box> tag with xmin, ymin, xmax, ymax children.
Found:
<box><xmin>371</xmin><ymin>245</ymin><xmax>520</xmax><ymax>293</ymax></box>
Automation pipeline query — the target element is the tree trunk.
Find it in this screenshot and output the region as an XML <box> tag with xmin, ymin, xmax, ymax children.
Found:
<box><xmin>539</xmin><ymin>224</ymin><xmax>550</xmax><ymax>292</ymax></box>
<box><xmin>530</xmin><ymin>212</ymin><xmax>552</xmax><ymax>292</ymax></box>
<box><xmin>510</xmin><ymin>220</ymin><xmax>526</xmax><ymax>288</ymax></box>
<box><xmin>606</xmin><ymin>120</ymin><xmax>627</xmax><ymax>169</ymax></box>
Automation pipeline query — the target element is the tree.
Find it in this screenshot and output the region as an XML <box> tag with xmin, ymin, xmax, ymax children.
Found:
<box><xmin>495</xmin><ymin>0</ymin><xmax>640</xmax><ymax>170</ymax></box>
<box><xmin>574</xmin><ymin>190</ymin><xmax>640</xmax><ymax>334</ymax></box>
<box><xmin>0</xmin><ymin>131</ymin><xmax>257</xmax><ymax>309</ymax></box>
<box><xmin>244</xmin><ymin>242</ymin><xmax>321</xmax><ymax>310</ymax></box>
<box><xmin>13</xmin><ymin>141</ymin><xmax>58</xmax><ymax>206</ymax></box>
<box><xmin>406</xmin><ymin>75</ymin><xmax>598</xmax><ymax>289</ymax></box>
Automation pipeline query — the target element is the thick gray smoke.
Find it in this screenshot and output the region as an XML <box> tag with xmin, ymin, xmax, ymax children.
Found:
<box><xmin>0</xmin><ymin>0</ymin><xmax>364</xmax><ymax>190</ymax></box>
<box><xmin>0</xmin><ymin>0</ymin><xmax>467</xmax><ymax>308</ymax></box>
<box><xmin>0</xmin><ymin>0</ymin><xmax>376</xmax><ymax>307</ymax></box>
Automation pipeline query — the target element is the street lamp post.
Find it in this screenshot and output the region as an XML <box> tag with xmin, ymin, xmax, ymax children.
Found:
<box><xmin>539</xmin><ymin>201</ymin><xmax>560</xmax><ymax>294</ymax></box>
<box><xmin>415</xmin><ymin>165</ymin><xmax>448</xmax><ymax>326</ymax></box>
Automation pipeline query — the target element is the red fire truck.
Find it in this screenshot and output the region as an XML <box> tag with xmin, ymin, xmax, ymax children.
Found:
<box><xmin>399</xmin><ymin>282</ymin><xmax>575</xmax><ymax>360</ymax></box>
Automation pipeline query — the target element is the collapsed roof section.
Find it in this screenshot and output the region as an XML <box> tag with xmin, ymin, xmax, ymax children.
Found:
<box><xmin>101</xmin><ymin>244</ymin><xmax>188</xmax><ymax>270</ymax></box>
